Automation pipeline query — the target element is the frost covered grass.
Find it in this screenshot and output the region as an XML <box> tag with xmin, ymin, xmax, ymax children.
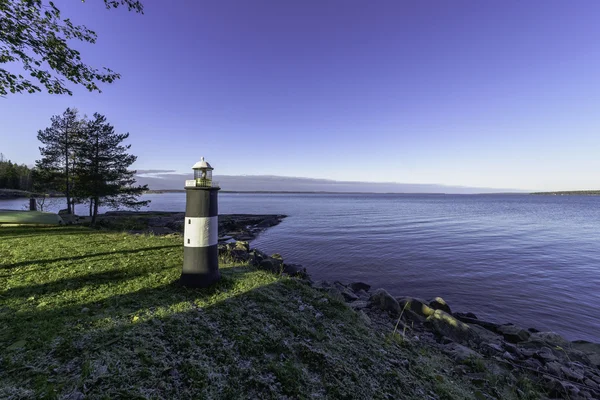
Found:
<box><xmin>1</xmin><ymin>226</ymin><xmax>484</xmax><ymax>399</ymax></box>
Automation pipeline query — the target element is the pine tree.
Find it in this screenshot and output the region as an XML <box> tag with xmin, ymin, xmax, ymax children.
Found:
<box><xmin>35</xmin><ymin>108</ymin><xmax>82</xmax><ymax>213</ymax></box>
<box><xmin>76</xmin><ymin>113</ymin><xmax>149</xmax><ymax>225</ymax></box>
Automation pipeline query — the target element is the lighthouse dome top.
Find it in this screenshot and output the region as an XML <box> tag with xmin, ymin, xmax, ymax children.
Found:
<box><xmin>192</xmin><ymin>157</ymin><xmax>213</xmax><ymax>170</ymax></box>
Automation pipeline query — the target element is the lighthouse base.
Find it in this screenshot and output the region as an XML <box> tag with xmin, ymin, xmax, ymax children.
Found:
<box><xmin>179</xmin><ymin>245</ymin><xmax>221</xmax><ymax>288</ymax></box>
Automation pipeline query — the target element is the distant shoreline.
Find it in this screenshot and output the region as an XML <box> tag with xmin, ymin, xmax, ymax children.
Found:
<box><xmin>531</xmin><ymin>190</ymin><xmax>600</xmax><ymax>196</ymax></box>
<box><xmin>143</xmin><ymin>189</ymin><xmax>524</xmax><ymax>195</ymax></box>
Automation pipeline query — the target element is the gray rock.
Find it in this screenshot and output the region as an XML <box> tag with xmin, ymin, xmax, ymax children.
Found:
<box><xmin>369</xmin><ymin>288</ymin><xmax>401</xmax><ymax>315</ymax></box>
<box><xmin>229</xmin><ymin>249</ymin><xmax>249</xmax><ymax>262</ymax></box>
<box><xmin>235</xmin><ymin>241</ymin><xmax>250</xmax><ymax>251</ymax></box>
<box><xmin>442</xmin><ymin>342</ymin><xmax>482</xmax><ymax>362</ymax></box>
<box><xmin>545</xmin><ymin>361</ymin><xmax>563</xmax><ymax>377</ymax></box>
<box><xmin>397</xmin><ymin>297</ymin><xmax>435</xmax><ymax>318</ymax></box>
<box><xmin>522</xmin><ymin>358</ymin><xmax>543</xmax><ymax>371</ymax></box>
<box><xmin>429</xmin><ymin>297</ymin><xmax>452</xmax><ymax>314</ymax></box>
<box><xmin>496</xmin><ymin>324</ymin><xmax>531</xmax><ymax>343</ymax></box>
<box><xmin>259</xmin><ymin>258</ymin><xmax>283</xmax><ymax>273</ymax></box>
<box><xmin>561</xmin><ymin>365</ymin><xmax>585</xmax><ymax>381</ymax></box>
<box><xmin>535</xmin><ymin>346</ymin><xmax>558</xmax><ymax>363</ymax></box>
<box><xmin>502</xmin><ymin>351</ymin><xmax>517</xmax><ymax>361</ymax></box>
<box><xmin>348</xmin><ymin>300</ymin><xmax>369</xmax><ymax>310</ymax></box>
<box><xmin>282</xmin><ymin>263</ymin><xmax>308</xmax><ymax>278</ymax></box>
<box><xmin>355</xmin><ymin>289</ymin><xmax>370</xmax><ymax>300</ymax></box>
<box><xmin>348</xmin><ymin>282</ymin><xmax>371</xmax><ymax>293</ymax></box>
<box><xmin>530</xmin><ymin>331</ymin><xmax>569</xmax><ymax>347</ymax></box>
<box><xmin>426</xmin><ymin>309</ymin><xmax>478</xmax><ymax>344</ymax></box>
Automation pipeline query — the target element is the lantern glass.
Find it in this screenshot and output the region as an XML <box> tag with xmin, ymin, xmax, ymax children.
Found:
<box><xmin>194</xmin><ymin>169</ymin><xmax>212</xmax><ymax>187</ymax></box>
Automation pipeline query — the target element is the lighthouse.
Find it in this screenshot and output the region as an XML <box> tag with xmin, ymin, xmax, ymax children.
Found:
<box><xmin>180</xmin><ymin>157</ymin><xmax>221</xmax><ymax>287</ymax></box>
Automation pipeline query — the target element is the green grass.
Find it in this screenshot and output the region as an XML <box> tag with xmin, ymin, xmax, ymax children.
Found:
<box><xmin>0</xmin><ymin>226</ymin><xmax>487</xmax><ymax>399</ymax></box>
<box><xmin>0</xmin><ymin>210</ymin><xmax>63</xmax><ymax>226</ymax></box>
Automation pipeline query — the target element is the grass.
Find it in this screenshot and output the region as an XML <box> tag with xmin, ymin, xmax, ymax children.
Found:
<box><xmin>1</xmin><ymin>226</ymin><xmax>500</xmax><ymax>399</ymax></box>
<box><xmin>0</xmin><ymin>210</ymin><xmax>63</xmax><ymax>226</ymax></box>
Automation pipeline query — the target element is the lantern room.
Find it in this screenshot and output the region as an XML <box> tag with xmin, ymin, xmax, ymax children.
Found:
<box><xmin>192</xmin><ymin>157</ymin><xmax>214</xmax><ymax>187</ymax></box>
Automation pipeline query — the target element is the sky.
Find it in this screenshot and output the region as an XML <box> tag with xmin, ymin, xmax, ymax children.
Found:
<box><xmin>1</xmin><ymin>0</ymin><xmax>599</xmax><ymax>192</ymax></box>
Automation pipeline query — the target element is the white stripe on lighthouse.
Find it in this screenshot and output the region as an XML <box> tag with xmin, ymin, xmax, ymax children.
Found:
<box><xmin>184</xmin><ymin>216</ymin><xmax>218</xmax><ymax>247</ymax></box>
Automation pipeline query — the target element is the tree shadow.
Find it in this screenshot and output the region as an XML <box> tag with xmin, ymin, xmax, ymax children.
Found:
<box><xmin>0</xmin><ymin>245</ymin><xmax>179</xmax><ymax>270</ymax></box>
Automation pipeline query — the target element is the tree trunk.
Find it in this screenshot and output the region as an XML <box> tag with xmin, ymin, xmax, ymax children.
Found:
<box><xmin>65</xmin><ymin>124</ymin><xmax>71</xmax><ymax>214</ymax></box>
<box><xmin>89</xmin><ymin>198</ymin><xmax>93</xmax><ymax>217</ymax></box>
<box><xmin>91</xmin><ymin>197</ymin><xmax>99</xmax><ymax>226</ymax></box>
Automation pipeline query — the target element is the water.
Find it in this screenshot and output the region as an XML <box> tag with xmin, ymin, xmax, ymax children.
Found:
<box><xmin>2</xmin><ymin>193</ymin><xmax>599</xmax><ymax>342</ymax></box>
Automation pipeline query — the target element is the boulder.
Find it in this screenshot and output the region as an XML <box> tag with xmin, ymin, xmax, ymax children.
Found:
<box><xmin>281</xmin><ymin>263</ymin><xmax>308</xmax><ymax>278</ymax></box>
<box><xmin>369</xmin><ymin>289</ymin><xmax>401</xmax><ymax>315</ymax></box>
<box><xmin>331</xmin><ymin>282</ymin><xmax>359</xmax><ymax>302</ymax></box>
<box><xmin>496</xmin><ymin>324</ymin><xmax>531</xmax><ymax>343</ymax></box>
<box><xmin>348</xmin><ymin>282</ymin><xmax>371</xmax><ymax>293</ymax></box>
<box><xmin>429</xmin><ymin>297</ymin><xmax>452</xmax><ymax>314</ymax></box>
<box><xmin>442</xmin><ymin>342</ymin><xmax>483</xmax><ymax>362</ymax></box>
<box><xmin>229</xmin><ymin>249</ymin><xmax>250</xmax><ymax>262</ymax></box>
<box><xmin>426</xmin><ymin>310</ymin><xmax>478</xmax><ymax>344</ymax></box>
<box><xmin>529</xmin><ymin>331</ymin><xmax>570</xmax><ymax>348</ymax></box>
<box><xmin>248</xmin><ymin>249</ymin><xmax>268</xmax><ymax>266</ymax></box>
<box><xmin>259</xmin><ymin>257</ymin><xmax>283</xmax><ymax>274</ymax></box>
<box><xmin>235</xmin><ymin>241</ymin><xmax>250</xmax><ymax>252</ymax></box>
<box><xmin>397</xmin><ymin>297</ymin><xmax>435</xmax><ymax>318</ymax></box>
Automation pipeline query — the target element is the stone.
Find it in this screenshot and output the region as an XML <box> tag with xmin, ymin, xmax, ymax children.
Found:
<box><xmin>348</xmin><ymin>300</ymin><xmax>369</xmax><ymax>310</ymax></box>
<box><xmin>355</xmin><ymin>289</ymin><xmax>370</xmax><ymax>300</ymax></box>
<box><xmin>259</xmin><ymin>258</ymin><xmax>283</xmax><ymax>274</ymax></box>
<box><xmin>496</xmin><ymin>324</ymin><xmax>531</xmax><ymax>343</ymax></box>
<box><xmin>429</xmin><ymin>297</ymin><xmax>452</xmax><ymax>314</ymax></box>
<box><xmin>442</xmin><ymin>342</ymin><xmax>482</xmax><ymax>362</ymax></box>
<box><xmin>544</xmin><ymin>361</ymin><xmax>563</xmax><ymax>377</ymax></box>
<box><xmin>535</xmin><ymin>346</ymin><xmax>558</xmax><ymax>363</ymax></box>
<box><xmin>453</xmin><ymin>315</ymin><xmax>500</xmax><ymax>334</ymax></box>
<box><xmin>234</xmin><ymin>241</ymin><xmax>250</xmax><ymax>251</ymax></box>
<box><xmin>561</xmin><ymin>365</ymin><xmax>585</xmax><ymax>381</ymax></box>
<box><xmin>426</xmin><ymin>309</ymin><xmax>478</xmax><ymax>344</ymax></box>
<box><xmin>281</xmin><ymin>263</ymin><xmax>308</xmax><ymax>278</ymax></box>
<box><xmin>529</xmin><ymin>331</ymin><xmax>570</xmax><ymax>347</ymax></box>
<box><xmin>270</xmin><ymin>253</ymin><xmax>284</xmax><ymax>261</ymax></box>
<box><xmin>397</xmin><ymin>297</ymin><xmax>435</xmax><ymax>318</ymax></box>
<box><xmin>584</xmin><ymin>379</ymin><xmax>598</xmax><ymax>390</ymax></box>
<box><xmin>369</xmin><ymin>288</ymin><xmax>401</xmax><ymax>315</ymax></box>
<box><xmin>571</xmin><ymin>340</ymin><xmax>600</xmax><ymax>368</ymax></box>
<box><xmin>522</xmin><ymin>358</ymin><xmax>543</xmax><ymax>371</ymax></box>
<box><xmin>502</xmin><ymin>351</ymin><xmax>517</xmax><ymax>361</ymax></box>
<box><xmin>229</xmin><ymin>249</ymin><xmax>249</xmax><ymax>262</ymax></box>
<box><xmin>348</xmin><ymin>282</ymin><xmax>371</xmax><ymax>293</ymax></box>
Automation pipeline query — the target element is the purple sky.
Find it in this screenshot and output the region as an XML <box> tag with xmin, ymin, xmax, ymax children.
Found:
<box><xmin>1</xmin><ymin>0</ymin><xmax>600</xmax><ymax>191</ymax></box>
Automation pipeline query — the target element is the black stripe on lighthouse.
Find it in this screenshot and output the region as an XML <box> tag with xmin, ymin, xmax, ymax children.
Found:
<box><xmin>180</xmin><ymin>187</ymin><xmax>220</xmax><ymax>288</ymax></box>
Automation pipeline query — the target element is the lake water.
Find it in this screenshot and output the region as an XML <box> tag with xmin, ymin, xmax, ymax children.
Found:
<box><xmin>2</xmin><ymin>193</ymin><xmax>599</xmax><ymax>342</ymax></box>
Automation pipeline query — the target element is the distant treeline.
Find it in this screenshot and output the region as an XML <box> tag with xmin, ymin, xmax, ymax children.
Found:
<box><xmin>0</xmin><ymin>153</ymin><xmax>33</xmax><ymax>191</ymax></box>
<box><xmin>531</xmin><ymin>190</ymin><xmax>600</xmax><ymax>195</ymax></box>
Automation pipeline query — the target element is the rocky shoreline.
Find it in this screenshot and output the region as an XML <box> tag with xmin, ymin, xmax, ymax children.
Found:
<box><xmin>91</xmin><ymin>211</ymin><xmax>286</xmax><ymax>241</ymax></box>
<box><xmin>219</xmin><ymin>242</ymin><xmax>600</xmax><ymax>400</ymax></box>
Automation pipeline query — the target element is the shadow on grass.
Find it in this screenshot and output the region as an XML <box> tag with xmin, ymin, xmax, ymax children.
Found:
<box><xmin>0</xmin><ymin>265</ymin><xmax>381</xmax><ymax>400</ymax></box>
<box><xmin>0</xmin><ymin>245</ymin><xmax>179</xmax><ymax>270</ymax></box>
<box><xmin>0</xmin><ymin>267</ymin><xmax>173</xmax><ymax>299</ymax></box>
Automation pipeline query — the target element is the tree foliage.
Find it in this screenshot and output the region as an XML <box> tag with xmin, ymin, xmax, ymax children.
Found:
<box><xmin>75</xmin><ymin>112</ymin><xmax>148</xmax><ymax>224</ymax></box>
<box><xmin>0</xmin><ymin>0</ymin><xmax>143</xmax><ymax>96</ymax></box>
<box><xmin>35</xmin><ymin>107</ymin><xmax>81</xmax><ymax>213</ymax></box>
<box><xmin>0</xmin><ymin>153</ymin><xmax>33</xmax><ymax>190</ymax></box>
<box><xmin>35</xmin><ymin>108</ymin><xmax>148</xmax><ymax>221</ymax></box>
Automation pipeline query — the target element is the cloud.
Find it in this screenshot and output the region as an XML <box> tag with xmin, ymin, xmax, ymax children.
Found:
<box><xmin>135</xmin><ymin>173</ymin><xmax>526</xmax><ymax>194</ymax></box>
